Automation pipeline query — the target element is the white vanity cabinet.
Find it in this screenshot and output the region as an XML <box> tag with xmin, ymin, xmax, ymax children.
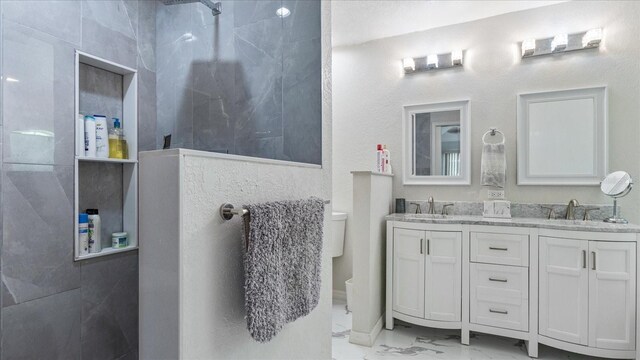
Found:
<box><xmin>539</xmin><ymin>235</ymin><xmax>636</xmax><ymax>354</ymax></box>
<box><xmin>386</xmin><ymin>216</ymin><xmax>640</xmax><ymax>359</ymax></box>
<box><xmin>390</xmin><ymin>226</ymin><xmax>462</xmax><ymax>327</ymax></box>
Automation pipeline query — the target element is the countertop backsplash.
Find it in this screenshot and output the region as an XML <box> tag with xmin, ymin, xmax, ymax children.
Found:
<box><xmin>402</xmin><ymin>200</ymin><xmax>618</xmax><ymax>222</ymax></box>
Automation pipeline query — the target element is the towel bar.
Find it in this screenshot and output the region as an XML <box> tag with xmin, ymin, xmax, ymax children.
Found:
<box><xmin>219</xmin><ymin>199</ymin><xmax>331</xmax><ymax>221</ymax></box>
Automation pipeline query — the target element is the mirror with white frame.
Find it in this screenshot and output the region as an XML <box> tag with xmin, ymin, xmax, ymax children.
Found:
<box><xmin>403</xmin><ymin>100</ymin><xmax>470</xmax><ymax>185</ymax></box>
<box><xmin>517</xmin><ymin>86</ymin><xmax>607</xmax><ymax>185</ymax></box>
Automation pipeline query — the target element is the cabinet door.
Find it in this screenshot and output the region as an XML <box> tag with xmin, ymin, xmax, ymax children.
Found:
<box><xmin>589</xmin><ymin>241</ymin><xmax>636</xmax><ymax>350</ymax></box>
<box><xmin>425</xmin><ymin>231</ymin><xmax>461</xmax><ymax>322</ymax></box>
<box><xmin>539</xmin><ymin>236</ymin><xmax>589</xmax><ymax>345</ymax></box>
<box><xmin>393</xmin><ymin>228</ymin><xmax>425</xmax><ymax>318</ymax></box>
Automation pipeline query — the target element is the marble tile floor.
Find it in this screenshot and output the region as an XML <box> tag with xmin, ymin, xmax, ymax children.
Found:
<box><xmin>332</xmin><ymin>299</ymin><xmax>609</xmax><ymax>360</ymax></box>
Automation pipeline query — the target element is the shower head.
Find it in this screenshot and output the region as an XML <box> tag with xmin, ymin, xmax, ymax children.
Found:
<box><xmin>161</xmin><ymin>0</ymin><xmax>221</xmax><ymax>16</ymax></box>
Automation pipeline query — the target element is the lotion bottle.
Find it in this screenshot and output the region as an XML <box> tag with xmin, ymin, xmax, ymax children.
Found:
<box><xmin>84</xmin><ymin>115</ymin><xmax>96</xmax><ymax>157</ymax></box>
<box><xmin>87</xmin><ymin>209</ymin><xmax>101</xmax><ymax>253</ymax></box>
<box><xmin>94</xmin><ymin>115</ymin><xmax>109</xmax><ymax>158</ymax></box>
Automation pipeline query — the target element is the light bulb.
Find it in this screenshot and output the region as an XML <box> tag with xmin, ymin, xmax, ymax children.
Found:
<box><xmin>402</xmin><ymin>57</ymin><xmax>415</xmax><ymax>72</ymax></box>
<box><xmin>426</xmin><ymin>54</ymin><xmax>438</xmax><ymax>69</ymax></box>
<box><xmin>551</xmin><ymin>34</ymin><xmax>568</xmax><ymax>52</ymax></box>
<box><xmin>521</xmin><ymin>39</ymin><xmax>536</xmax><ymax>57</ymax></box>
<box><xmin>582</xmin><ymin>28</ymin><xmax>602</xmax><ymax>48</ymax></box>
<box><xmin>451</xmin><ymin>50</ymin><xmax>463</xmax><ymax>66</ymax></box>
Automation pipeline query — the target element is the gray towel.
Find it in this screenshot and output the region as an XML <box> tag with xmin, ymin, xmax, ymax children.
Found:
<box><xmin>481</xmin><ymin>143</ymin><xmax>506</xmax><ymax>188</ymax></box>
<box><xmin>242</xmin><ymin>197</ymin><xmax>325</xmax><ymax>343</ymax></box>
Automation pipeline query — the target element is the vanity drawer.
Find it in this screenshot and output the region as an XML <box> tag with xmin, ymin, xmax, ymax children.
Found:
<box><xmin>470</xmin><ymin>263</ymin><xmax>529</xmax><ymax>332</ymax></box>
<box><xmin>470</xmin><ymin>232</ymin><xmax>529</xmax><ymax>266</ymax></box>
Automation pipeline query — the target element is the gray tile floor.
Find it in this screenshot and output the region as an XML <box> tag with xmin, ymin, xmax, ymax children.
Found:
<box><xmin>332</xmin><ymin>299</ymin><xmax>609</xmax><ymax>360</ymax></box>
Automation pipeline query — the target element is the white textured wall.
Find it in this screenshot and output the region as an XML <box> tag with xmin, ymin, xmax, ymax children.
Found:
<box><xmin>332</xmin><ymin>1</ymin><xmax>640</xmax><ymax>291</ymax></box>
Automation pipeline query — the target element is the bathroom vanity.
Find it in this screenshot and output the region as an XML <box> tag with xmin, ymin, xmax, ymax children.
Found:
<box><xmin>385</xmin><ymin>214</ymin><xmax>640</xmax><ymax>359</ymax></box>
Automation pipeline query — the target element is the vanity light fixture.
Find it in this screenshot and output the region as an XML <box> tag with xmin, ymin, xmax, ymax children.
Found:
<box><xmin>403</xmin><ymin>57</ymin><xmax>416</xmax><ymax>72</ymax></box>
<box><xmin>521</xmin><ymin>28</ymin><xmax>603</xmax><ymax>59</ymax></box>
<box><xmin>582</xmin><ymin>28</ymin><xmax>602</xmax><ymax>48</ymax></box>
<box><xmin>426</xmin><ymin>54</ymin><xmax>439</xmax><ymax>69</ymax></box>
<box><xmin>521</xmin><ymin>39</ymin><xmax>536</xmax><ymax>57</ymax></box>
<box><xmin>551</xmin><ymin>34</ymin><xmax>568</xmax><ymax>52</ymax></box>
<box><xmin>402</xmin><ymin>50</ymin><xmax>464</xmax><ymax>74</ymax></box>
<box><xmin>451</xmin><ymin>50</ymin><xmax>463</xmax><ymax>66</ymax></box>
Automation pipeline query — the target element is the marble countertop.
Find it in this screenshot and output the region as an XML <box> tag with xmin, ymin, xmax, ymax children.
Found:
<box><xmin>385</xmin><ymin>214</ymin><xmax>640</xmax><ymax>233</ymax></box>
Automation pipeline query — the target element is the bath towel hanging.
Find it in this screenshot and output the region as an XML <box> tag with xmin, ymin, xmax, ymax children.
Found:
<box><xmin>242</xmin><ymin>197</ymin><xmax>325</xmax><ymax>342</ymax></box>
<box><xmin>481</xmin><ymin>128</ymin><xmax>506</xmax><ymax>188</ymax></box>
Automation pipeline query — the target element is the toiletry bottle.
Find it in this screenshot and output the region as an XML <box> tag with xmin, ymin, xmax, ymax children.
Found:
<box><xmin>87</xmin><ymin>209</ymin><xmax>101</xmax><ymax>253</ymax></box>
<box><xmin>109</xmin><ymin>118</ymin><xmax>123</xmax><ymax>159</ymax></box>
<box><xmin>112</xmin><ymin>232</ymin><xmax>128</xmax><ymax>249</ymax></box>
<box><xmin>94</xmin><ymin>115</ymin><xmax>109</xmax><ymax>158</ymax></box>
<box><xmin>383</xmin><ymin>145</ymin><xmax>392</xmax><ymax>174</ymax></box>
<box><xmin>79</xmin><ymin>213</ymin><xmax>89</xmax><ymax>256</ymax></box>
<box><xmin>77</xmin><ymin>113</ymin><xmax>85</xmax><ymax>156</ymax></box>
<box><xmin>376</xmin><ymin>144</ymin><xmax>383</xmax><ymax>173</ymax></box>
<box><xmin>84</xmin><ymin>115</ymin><xmax>96</xmax><ymax>158</ymax></box>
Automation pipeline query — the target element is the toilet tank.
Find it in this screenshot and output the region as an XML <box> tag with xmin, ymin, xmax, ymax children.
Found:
<box><xmin>331</xmin><ymin>212</ymin><xmax>347</xmax><ymax>258</ymax></box>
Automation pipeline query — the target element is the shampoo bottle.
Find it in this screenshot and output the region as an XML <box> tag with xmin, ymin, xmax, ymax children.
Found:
<box><xmin>87</xmin><ymin>209</ymin><xmax>101</xmax><ymax>253</ymax></box>
<box><xmin>79</xmin><ymin>213</ymin><xmax>89</xmax><ymax>256</ymax></box>
<box><xmin>84</xmin><ymin>115</ymin><xmax>96</xmax><ymax>157</ymax></box>
<box><xmin>94</xmin><ymin>115</ymin><xmax>109</xmax><ymax>158</ymax></box>
<box><xmin>77</xmin><ymin>113</ymin><xmax>85</xmax><ymax>156</ymax></box>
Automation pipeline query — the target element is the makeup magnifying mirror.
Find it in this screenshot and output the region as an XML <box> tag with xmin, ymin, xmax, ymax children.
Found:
<box><xmin>601</xmin><ymin>171</ymin><xmax>633</xmax><ymax>224</ymax></box>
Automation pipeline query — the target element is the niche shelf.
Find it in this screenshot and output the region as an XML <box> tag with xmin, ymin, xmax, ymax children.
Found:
<box><xmin>73</xmin><ymin>51</ymin><xmax>138</xmax><ymax>261</ymax></box>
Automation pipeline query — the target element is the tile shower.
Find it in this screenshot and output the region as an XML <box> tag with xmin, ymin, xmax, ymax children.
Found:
<box><xmin>156</xmin><ymin>0</ymin><xmax>322</xmax><ymax>164</ymax></box>
<box><xmin>0</xmin><ymin>0</ymin><xmax>322</xmax><ymax>359</ymax></box>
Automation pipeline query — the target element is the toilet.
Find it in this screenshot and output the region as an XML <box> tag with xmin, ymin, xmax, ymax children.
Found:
<box><xmin>331</xmin><ymin>212</ymin><xmax>347</xmax><ymax>257</ymax></box>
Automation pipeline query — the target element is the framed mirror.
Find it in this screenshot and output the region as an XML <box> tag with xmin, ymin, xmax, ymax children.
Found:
<box><xmin>517</xmin><ymin>86</ymin><xmax>607</xmax><ymax>185</ymax></box>
<box><xmin>403</xmin><ymin>100</ymin><xmax>470</xmax><ymax>185</ymax></box>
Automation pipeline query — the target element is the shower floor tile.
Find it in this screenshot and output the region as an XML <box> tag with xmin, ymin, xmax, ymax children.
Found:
<box><xmin>331</xmin><ymin>299</ymin><xmax>606</xmax><ymax>360</ymax></box>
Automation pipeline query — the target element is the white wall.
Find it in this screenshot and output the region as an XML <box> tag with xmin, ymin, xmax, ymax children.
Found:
<box><xmin>332</xmin><ymin>1</ymin><xmax>640</xmax><ymax>291</ymax></box>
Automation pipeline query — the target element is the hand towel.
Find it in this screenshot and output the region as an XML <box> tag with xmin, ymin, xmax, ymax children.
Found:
<box><xmin>481</xmin><ymin>142</ymin><xmax>506</xmax><ymax>188</ymax></box>
<box><xmin>243</xmin><ymin>197</ymin><xmax>325</xmax><ymax>343</ymax></box>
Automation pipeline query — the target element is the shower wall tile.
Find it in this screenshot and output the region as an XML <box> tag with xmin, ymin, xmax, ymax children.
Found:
<box><xmin>81</xmin><ymin>252</ymin><xmax>138</xmax><ymax>360</ymax></box>
<box><xmin>1</xmin><ymin>0</ymin><xmax>82</xmax><ymax>46</ymax></box>
<box><xmin>2</xmin><ymin>22</ymin><xmax>75</xmax><ymax>166</ymax></box>
<box><xmin>282</xmin><ymin>37</ymin><xmax>322</xmax><ymax>165</ymax></box>
<box><xmin>234</xmin><ymin>28</ymin><xmax>283</xmax><ymax>142</ymax></box>
<box><xmin>138</xmin><ymin>65</ymin><xmax>157</xmax><ymax>152</ymax></box>
<box><xmin>283</xmin><ymin>0</ymin><xmax>322</xmax><ymax>43</ymax></box>
<box><xmin>1</xmin><ymin>164</ymin><xmax>78</xmax><ymax>307</ymax></box>
<box><xmin>79</xmin><ymin>63</ymin><xmax>124</xmax><ymax>121</ymax></box>
<box><xmin>233</xmin><ymin>0</ymin><xmax>281</xmax><ymax>28</ymax></box>
<box><xmin>2</xmin><ymin>289</ymin><xmax>81</xmax><ymax>360</ymax></box>
<box><xmin>157</xmin><ymin>1</ymin><xmax>193</xmax><ymax>46</ymax></box>
<box><xmin>193</xmin><ymin>89</ymin><xmax>234</xmax><ymax>153</ymax></box>
<box><xmin>81</xmin><ymin>15</ymin><xmax>137</xmax><ymax>70</ymax></box>
<box><xmin>82</xmin><ymin>0</ymin><xmax>137</xmax><ymax>41</ymax></box>
<box><xmin>173</xmin><ymin>86</ymin><xmax>194</xmax><ymax>149</ymax></box>
<box><xmin>138</xmin><ymin>0</ymin><xmax>156</xmax><ymax>72</ymax></box>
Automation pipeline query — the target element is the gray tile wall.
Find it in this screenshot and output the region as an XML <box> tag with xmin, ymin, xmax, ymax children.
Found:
<box><xmin>156</xmin><ymin>0</ymin><xmax>322</xmax><ymax>164</ymax></box>
<box><xmin>0</xmin><ymin>1</ymin><xmax>155</xmax><ymax>358</ymax></box>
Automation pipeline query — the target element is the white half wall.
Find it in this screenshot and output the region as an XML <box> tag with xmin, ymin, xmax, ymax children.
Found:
<box><xmin>332</xmin><ymin>1</ymin><xmax>640</xmax><ymax>292</ymax></box>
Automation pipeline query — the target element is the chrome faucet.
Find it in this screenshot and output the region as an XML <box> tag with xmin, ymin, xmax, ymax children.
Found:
<box><xmin>441</xmin><ymin>203</ymin><xmax>454</xmax><ymax>215</ymax></box>
<box><xmin>427</xmin><ymin>197</ymin><xmax>435</xmax><ymax>214</ymax></box>
<box><xmin>410</xmin><ymin>202</ymin><xmax>422</xmax><ymax>214</ymax></box>
<box><xmin>565</xmin><ymin>199</ymin><xmax>581</xmax><ymax>220</ymax></box>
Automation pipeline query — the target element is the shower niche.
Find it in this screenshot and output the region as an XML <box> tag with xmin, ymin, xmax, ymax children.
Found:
<box><xmin>73</xmin><ymin>51</ymin><xmax>139</xmax><ymax>261</ymax></box>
